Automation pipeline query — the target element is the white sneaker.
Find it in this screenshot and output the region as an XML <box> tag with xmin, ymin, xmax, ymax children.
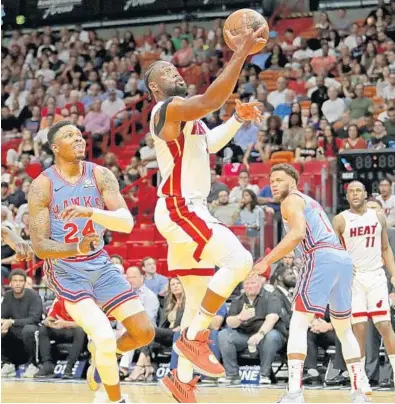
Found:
<box><xmin>1</xmin><ymin>363</ymin><xmax>16</xmax><ymax>377</ymax></box>
<box><xmin>277</xmin><ymin>389</ymin><xmax>305</xmax><ymax>403</ymax></box>
<box><xmin>93</xmin><ymin>392</ymin><xmax>128</xmax><ymax>403</ymax></box>
<box><xmin>22</xmin><ymin>364</ymin><xmax>39</xmax><ymax>378</ymax></box>
<box><xmin>351</xmin><ymin>389</ymin><xmax>370</xmax><ymax>403</ymax></box>
<box><xmin>259</xmin><ymin>376</ymin><xmax>272</xmax><ymax>384</ymax></box>
<box><xmin>360</xmin><ymin>373</ymin><xmax>372</xmax><ymax>396</ymax></box>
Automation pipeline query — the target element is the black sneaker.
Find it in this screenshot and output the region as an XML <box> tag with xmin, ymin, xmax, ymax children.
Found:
<box><xmin>35</xmin><ymin>362</ymin><xmax>55</xmax><ymax>378</ymax></box>
<box><xmin>379</xmin><ymin>379</ymin><xmax>394</xmax><ymax>388</ymax></box>
<box><xmin>325</xmin><ymin>373</ymin><xmax>350</xmax><ymax>387</ymax></box>
<box><xmin>62</xmin><ymin>368</ymin><xmax>74</xmax><ymax>379</ymax></box>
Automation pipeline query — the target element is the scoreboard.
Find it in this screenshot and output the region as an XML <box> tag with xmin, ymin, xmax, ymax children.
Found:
<box><xmin>336</xmin><ymin>149</ymin><xmax>395</xmax><ymax>212</ymax></box>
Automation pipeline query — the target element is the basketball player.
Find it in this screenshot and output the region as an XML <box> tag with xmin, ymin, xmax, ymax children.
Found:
<box><xmin>28</xmin><ymin>121</ymin><xmax>155</xmax><ymax>404</ymax></box>
<box><xmin>1</xmin><ymin>226</ymin><xmax>34</xmax><ymax>261</ymax></box>
<box><xmin>250</xmin><ymin>164</ymin><xmax>368</xmax><ymax>403</ymax></box>
<box><xmin>333</xmin><ymin>181</ymin><xmax>395</xmax><ymax>390</ymax></box>
<box><xmin>145</xmin><ymin>21</ymin><xmax>266</xmax><ymax>402</ymax></box>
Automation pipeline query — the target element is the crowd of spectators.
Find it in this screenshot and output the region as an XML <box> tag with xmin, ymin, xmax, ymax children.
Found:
<box><xmin>1</xmin><ymin>2</ymin><xmax>395</xmax><ymax>387</ymax></box>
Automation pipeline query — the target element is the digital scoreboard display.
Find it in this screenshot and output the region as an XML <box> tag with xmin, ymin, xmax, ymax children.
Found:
<box><xmin>336</xmin><ymin>150</ymin><xmax>395</xmax><ymax>212</ymax></box>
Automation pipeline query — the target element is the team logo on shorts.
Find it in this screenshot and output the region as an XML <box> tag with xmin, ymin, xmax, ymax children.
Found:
<box><xmin>84</xmin><ymin>179</ymin><xmax>95</xmax><ymax>189</ymax></box>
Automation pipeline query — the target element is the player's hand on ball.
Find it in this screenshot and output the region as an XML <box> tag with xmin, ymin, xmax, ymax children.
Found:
<box><xmin>60</xmin><ymin>205</ymin><xmax>93</xmax><ymax>221</ymax></box>
<box><xmin>235</xmin><ymin>99</ymin><xmax>264</xmax><ymax>124</ymax></box>
<box><xmin>224</xmin><ymin>14</ymin><xmax>267</xmax><ymax>57</ymax></box>
<box><xmin>79</xmin><ymin>233</ymin><xmax>100</xmax><ymax>255</ymax></box>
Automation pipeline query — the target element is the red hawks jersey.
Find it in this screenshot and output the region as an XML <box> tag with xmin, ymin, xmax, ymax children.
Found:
<box><xmin>340</xmin><ymin>208</ymin><xmax>383</xmax><ymax>273</ymax></box>
<box><xmin>150</xmin><ymin>100</ymin><xmax>211</xmax><ymax>200</ymax></box>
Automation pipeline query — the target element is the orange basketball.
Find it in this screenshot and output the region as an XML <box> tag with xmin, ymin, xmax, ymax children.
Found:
<box><xmin>223</xmin><ymin>9</ymin><xmax>269</xmax><ymax>55</ymax></box>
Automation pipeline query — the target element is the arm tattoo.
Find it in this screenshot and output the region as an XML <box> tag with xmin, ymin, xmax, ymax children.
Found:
<box><xmin>28</xmin><ymin>176</ymin><xmax>78</xmax><ymax>259</ymax></box>
<box><xmin>97</xmin><ymin>167</ymin><xmax>128</xmax><ymax>210</ymax></box>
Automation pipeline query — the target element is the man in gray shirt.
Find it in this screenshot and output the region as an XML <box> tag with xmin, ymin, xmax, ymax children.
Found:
<box><xmin>209</xmin><ymin>189</ymin><xmax>239</xmax><ymax>226</ymax></box>
<box><xmin>208</xmin><ymin>168</ymin><xmax>228</xmax><ymax>204</ymax></box>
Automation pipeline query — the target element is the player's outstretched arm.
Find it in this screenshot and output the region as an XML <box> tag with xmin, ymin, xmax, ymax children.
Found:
<box><xmin>1</xmin><ymin>226</ymin><xmax>34</xmax><ymax>261</ymax></box>
<box><xmin>162</xmin><ymin>24</ymin><xmax>267</xmax><ymax>128</ymax></box>
<box><xmin>28</xmin><ymin>175</ymin><xmax>99</xmax><ymax>259</ymax></box>
<box><xmin>60</xmin><ymin>166</ymin><xmax>134</xmax><ymax>233</ymax></box>
<box><xmin>249</xmin><ymin>194</ymin><xmax>306</xmax><ymax>277</ymax></box>
<box><xmin>378</xmin><ymin>213</ymin><xmax>395</xmax><ymax>284</ymax></box>
<box><xmin>206</xmin><ymin>100</ymin><xmax>263</xmax><ymax>153</ymax></box>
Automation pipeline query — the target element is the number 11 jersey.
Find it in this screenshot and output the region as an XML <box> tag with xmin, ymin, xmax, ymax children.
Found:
<box><xmin>340</xmin><ymin>208</ymin><xmax>383</xmax><ymax>273</ymax></box>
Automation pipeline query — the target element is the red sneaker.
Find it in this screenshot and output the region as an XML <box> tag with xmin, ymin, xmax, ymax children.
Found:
<box><xmin>160</xmin><ymin>369</ymin><xmax>199</xmax><ymax>403</ymax></box>
<box><xmin>174</xmin><ymin>329</ymin><xmax>225</xmax><ymax>377</ymax></box>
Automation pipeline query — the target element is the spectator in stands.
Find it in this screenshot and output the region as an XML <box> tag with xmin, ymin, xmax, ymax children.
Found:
<box><xmin>9</xmin><ymin>179</ymin><xmax>31</xmax><ymax>209</ymax></box>
<box><xmin>229</xmin><ymin>170</ymin><xmax>259</xmax><ymax>204</ymax></box>
<box><xmin>1</xmin><ymin>270</ymin><xmax>42</xmax><ymax>378</ymax></box>
<box><xmin>384</xmin><ymin>107</ymin><xmax>395</xmax><ymax>140</ymax></box>
<box><xmin>127</xmin><ymin>277</ymin><xmax>184</xmax><ymax>382</ymax></box>
<box><xmin>344</xmin><ymin>23</ymin><xmax>360</xmax><ymax>50</ymax></box>
<box><xmin>311</xmin><ymin>41</ymin><xmax>336</xmax><ymax>75</ymax></box>
<box><xmin>273</xmin><ymin>90</ymin><xmax>294</xmax><ymax>121</ymax></box>
<box><xmin>293</xmin><ymin>38</ymin><xmax>314</xmax><ymax>61</ymax></box>
<box><xmin>18</xmin><ymin>130</ymin><xmax>35</xmax><ymax>159</ymax></box>
<box><xmin>295</xmin><ymin>126</ymin><xmax>318</xmax><ymax>161</ymax></box>
<box><xmin>348</xmin><ymin>84</ymin><xmax>373</xmax><ymax>120</ymax></box>
<box><xmin>264</xmin><ymin>45</ymin><xmax>288</xmax><ymax>70</ymax></box>
<box><xmin>139</xmin><ymin>133</ymin><xmax>158</xmax><ymax>169</ymax></box>
<box><xmin>234</xmin><ymin>120</ymin><xmax>259</xmax><ymax>152</ymax></box>
<box><xmin>282</xmin><ymin>112</ymin><xmax>305</xmax><ymax>151</ymax></box>
<box><xmin>218</xmin><ymin>275</ymin><xmax>285</xmax><ymax>385</ymax></box>
<box><xmin>101</xmin><ymin>88</ymin><xmax>126</xmax><ymax>119</ymax></box>
<box><xmin>83</xmin><ymin>98</ymin><xmax>110</xmax><ymax>135</ymax></box>
<box><xmin>310</xmin><ymin>76</ymin><xmax>329</xmax><ymax>108</ymax></box>
<box><xmin>377</xmin><ymin>179</ymin><xmax>395</xmax><ymax>227</ymax></box>
<box><xmin>142</xmin><ymin>257</ymin><xmax>168</xmax><ymax>296</ymax></box>
<box><xmin>321</xmin><ymin>87</ymin><xmax>346</xmax><ymax>124</ymax></box>
<box><xmin>367</xmin><ymin>121</ymin><xmax>391</xmax><ymax>149</ymax></box>
<box><xmin>172</xmin><ymin>38</ymin><xmax>193</xmax><ymax>67</ymax></box>
<box><xmin>304</xmin><ymin>308</ymin><xmax>337</xmax><ymax>385</ymax></box>
<box><xmin>1</xmin><ymin>182</ymin><xmax>11</xmax><ymax>207</ymax></box>
<box><xmin>1</xmin><ymin>106</ymin><xmax>20</xmax><ymax>133</ymax></box>
<box><xmin>207</xmin><ymin>168</ymin><xmax>228</xmax><ymax>204</ymax></box>
<box><xmin>318</xmin><ymin>126</ymin><xmax>342</xmax><ymax>159</ymax></box>
<box><xmin>339</xmin><ymin>124</ymin><xmax>367</xmax><ymax>151</ymax></box>
<box><xmin>267</xmin><ymin>77</ymin><xmax>288</xmax><ymax>109</ymax></box>
<box><xmin>24</xmin><ymin>105</ymin><xmax>41</xmax><ymax>135</ymax></box>
<box><xmin>34</xmin><ymin>298</ymin><xmax>87</xmax><ymax>379</ymax></box>
<box><xmin>243</xmin><ymin>129</ymin><xmax>270</xmax><ymax>166</ymax></box>
<box><xmin>126</xmin><ymin>266</ymin><xmax>160</xmax><ymax>324</ymax></box>
<box><xmin>209</xmin><ymin>189</ymin><xmax>239</xmax><ymax>226</ymax></box>
<box><xmin>64</xmin><ymin>90</ymin><xmax>85</xmax><ymax>116</ymax></box>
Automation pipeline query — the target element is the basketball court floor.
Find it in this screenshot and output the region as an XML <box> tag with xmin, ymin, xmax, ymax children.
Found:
<box><xmin>2</xmin><ymin>379</ymin><xmax>394</xmax><ymax>403</ymax></box>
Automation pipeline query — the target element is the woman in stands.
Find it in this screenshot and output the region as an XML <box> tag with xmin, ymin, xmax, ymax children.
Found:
<box><xmin>125</xmin><ymin>278</ymin><xmax>185</xmax><ymax>382</ymax></box>
<box><xmin>295</xmin><ymin>126</ymin><xmax>318</xmax><ymax>162</ymax></box>
<box><xmin>18</xmin><ymin>130</ymin><xmax>35</xmax><ymax>158</ymax></box>
<box><xmin>339</xmin><ymin>124</ymin><xmax>367</xmax><ymax>151</ymax></box>
<box><xmin>266</xmin><ymin>115</ymin><xmax>283</xmax><ymax>157</ymax></box>
<box><xmin>242</xmin><ymin>129</ymin><xmax>270</xmax><ymax>168</ymax></box>
<box><xmin>307</xmin><ymin>103</ymin><xmax>322</xmax><ymax>130</ymax></box>
<box><xmin>317</xmin><ymin>126</ymin><xmax>342</xmax><ymax>160</ymax></box>
<box><xmin>264</xmin><ymin>45</ymin><xmax>288</xmax><ymax>70</ymax></box>
<box><xmin>282</xmin><ymin>112</ymin><xmax>305</xmax><ymax>151</ymax></box>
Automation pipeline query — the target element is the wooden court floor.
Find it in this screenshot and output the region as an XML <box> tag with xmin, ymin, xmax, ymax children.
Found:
<box><xmin>1</xmin><ymin>380</ymin><xmax>394</xmax><ymax>403</ymax></box>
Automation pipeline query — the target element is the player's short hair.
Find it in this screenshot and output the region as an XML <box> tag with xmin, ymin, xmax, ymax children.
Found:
<box><xmin>47</xmin><ymin>120</ymin><xmax>73</xmax><ymax>145</ymax></box>
<box><xmin>347</xmin><ymin>180</ymin><xmax>366</xmax><ymax>191</ymax></box>
<box><xmin>271</xmin><ymin>163</ymin><xmax>299</xmax><ymax>184</ymax></box>
<box><xmin>9</xmin><ymin>269</ymin><xmax>27</xmax><ymax>281</ymax></box>
<box><xmin>144</xmin><ymin>61</ymin><xmax>167</xmax><ymax>101</ymax></box>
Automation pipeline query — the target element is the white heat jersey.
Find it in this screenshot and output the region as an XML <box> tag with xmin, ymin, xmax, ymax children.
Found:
<box><xmin>150</xmin><ymin>100</ymin><xmax>210</xmax><ymax>200</ymax></box>
<box><xmin>341</xmin><ymin>208</ymin><xmax>383</xmax><ymax>273</ymax></box>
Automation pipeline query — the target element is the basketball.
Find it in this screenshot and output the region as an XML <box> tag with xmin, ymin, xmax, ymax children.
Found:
<box><xmin>223</xmin><ymin>9</ymin><xmax>269</xmax><ymax>55</ymax></box>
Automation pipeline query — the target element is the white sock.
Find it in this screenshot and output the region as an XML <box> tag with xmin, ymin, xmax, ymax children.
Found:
<box><xmin>177</xmin><ymin>356</ymin><xmax>194</xmax><ymax>384</ymax></box>
<box><xmin>186</xmin><ymin>307</ymin><xmax>214</xmax><ymax>340</ymax></box>
<box><xmin>389</xmin><ymin>354</ymin><xmax>395</xmax><ymax>372</ymax></box>
<box><xmin>288</xmin><ymin>359</ymin><xmax>304</xmax><ymax>393</ymax></box>
<box><xmin>346</xmin><ymin>362</ymin><xmax>363</xmax><ymax>393</ymax></box>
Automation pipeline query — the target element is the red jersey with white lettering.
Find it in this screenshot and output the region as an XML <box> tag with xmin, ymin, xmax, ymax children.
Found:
<box><xmin>47</xmin><ymin>298</ymin><xmax>73</xmax><ymax>321</ymax></box>
<box><xmin>340</xmin><ymin>208</ymin><xmax>383</xmax><ymax>273</ymax></box>
<box><xmin>150</xmin><ymin>100</ymin><xmax>211</xmax><ymax>200</ymax></box>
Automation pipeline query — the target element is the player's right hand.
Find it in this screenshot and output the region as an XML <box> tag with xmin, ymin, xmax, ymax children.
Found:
<box><xmin>78</xmin><ymin>233</ymin><xmax>100</xmax><ymax>255</ymax></box>
<box><xmin>14</xmin><ymin>240</ymin><xmax>34</xmax><ymax>262</ymax></box>
<box><xmin>224</xmin><ymin>14</ymin><xmax>267</xmax><ymax>57</ymax></box>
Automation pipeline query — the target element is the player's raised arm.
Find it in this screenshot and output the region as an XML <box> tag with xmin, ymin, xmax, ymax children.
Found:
<box><xmin>29</xmin><ymin>175</ymin><xmax>99</xmax><ymax>259</ymax></box>
<box><xmin>378</xmin><ymin>213</ymin><xmax>395</xmax><ymax>285</ymax></box>
<box><xmin>250</xmin><ymin>194</ymin><xmax>306</xmax><ymax>277</ymax></box>
<box><xmin>60</xmin><ymin>166</ymin><xmax>134</xmax><ymax>233</ymax></box>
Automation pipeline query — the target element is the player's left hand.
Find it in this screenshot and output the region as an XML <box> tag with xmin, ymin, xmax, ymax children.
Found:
<box><xmin>235</xmin><ymin>99</ymin><xmax>264</xmax><ymax>124</ymax></box>
<box><xmin>248</xmin><ymin>332</ymin><xmax>264</xmax><ymax>346</ymax></box>
<box><xmin>14</xmin><ymin>240</ymin><xmax>34</xmax><ymax>262</ymax></box>
<box><xmin>60</xmin><ymin>205</ymin><xmax>93</xmax><ymax>221</ymax></box>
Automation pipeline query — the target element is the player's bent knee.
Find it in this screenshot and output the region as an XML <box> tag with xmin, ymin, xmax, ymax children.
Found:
<box><xmin>229</xmin><ymin>248</ymin><xmax>253</xmax><ymax>278</ymax></box>
<box><xmin>122</xmin><ymin>311</ymin><xmax>155</xmax><ymax>346</ymax></box>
